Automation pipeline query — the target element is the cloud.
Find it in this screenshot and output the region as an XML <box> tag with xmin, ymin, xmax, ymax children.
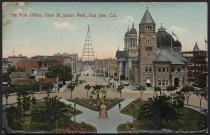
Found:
<box><xmin>122</xmin><ymin>16</ymin><xmax>135</xmax><ymax>24</ymax></box>
<box><xmin>53</xmin><ymin>21</ymin><xmax>77</xmax><ymax>30</ymax></box>
<box><xmin>170</xmin><ymin>25</ymin><xmax>187</xmax><ymax>35</ymax></box>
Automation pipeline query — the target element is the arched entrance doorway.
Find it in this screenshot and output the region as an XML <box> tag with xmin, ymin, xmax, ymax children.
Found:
<box><xmin>174</xmin><ymin>78</ymin><xmax>179</xmax><ymax>87</ymax></box>
<box><xmin>146</xmin><ymin>78</ymin><xmax>151</xmax><ymax>87</ymax></box>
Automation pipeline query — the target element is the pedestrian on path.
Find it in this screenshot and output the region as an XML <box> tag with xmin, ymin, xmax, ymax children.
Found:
<box><xmin>118</xmin><ymin>103</ymin><xmax>121</xmax><ymax>110</ymax></box>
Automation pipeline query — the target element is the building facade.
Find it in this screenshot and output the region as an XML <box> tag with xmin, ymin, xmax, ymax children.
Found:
<box><xmin>182</xmin><ymin>42</ymin><xmax>208</xmax><ymax>87</ymax></box>
<box><xmin>116</xmin><ymin>8</ymin><xmax>188</xmax><ymax>89</ymax></box>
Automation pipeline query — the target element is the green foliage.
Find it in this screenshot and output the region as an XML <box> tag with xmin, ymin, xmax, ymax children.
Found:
<box><xmin>41</xmin><ymin>83</ymin><xmax>54</xmax><ymax>96</ymax></box>
<box><xmin>2</xmin><ymin>86</ymin><xmax>14</xmax><ymax>105</ymax></box>
<box><xmin>196</xmin><ymin>109</ymin><xmax>208</xmax><ymax>130</ymax></box>
<box><xmin>7</xmin><ymin>65</ymin><xmax>24</xmax><ymax>75</ymax></box>
<box><xmin>91</xmin><ymin>84</ymin><xmax>105</xmax><ymax>99</ymax></box>
<box><xmin>31</xmin><ymin>96</ymin><xmax>70</xmax><ymax>129</ymax></box>
<box><xmin>138</xmin><ymin>95</ymin><xmax>177</xmax><ymax>127</ymax></box>
<box><xmin>154</xmin><ymin>87</ymin><xmax>161</xmax><ymax>95</ymax></box>
<box><xmin>45</xmin><ymin>64</ymin><xmax>72</xmax><ymax>83</ymax></box>
<box><xmin>67</xmin><ymin>83</ymin><xmax>75</xmax><ymax>98</ymax></box>
<box><xmin>172</xmin><ymin>91</ymin><xmax>185</xmax><ymax>115</ymax></box>
<box><xmin>15</xmin><ymin>86</ymin><xmax>31</xmax><ymax>115</ymax></box>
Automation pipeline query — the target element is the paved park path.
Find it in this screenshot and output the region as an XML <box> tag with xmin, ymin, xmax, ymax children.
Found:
<box><xmin>60</xmin><ymin>98</ymin><xmax>135</xmax><ymax>133</ymax></box>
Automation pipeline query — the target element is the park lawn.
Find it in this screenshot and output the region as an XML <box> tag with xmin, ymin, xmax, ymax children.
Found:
<box><xmin>8</xmin><ymin>101</ymin><xmax>96</xmax><ymax>132</ymax></box>
<box><xmin>118</xmin><ymin>99</ymin><xmax>204</xmax><ymax>132</ymax></box>
<box><xmin>69</xmin><ymin>98</ymin><xmax>124</xmax><ymax>111</ymax></box>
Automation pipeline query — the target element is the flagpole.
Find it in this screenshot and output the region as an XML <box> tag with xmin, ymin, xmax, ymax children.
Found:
<box><xmin>171</xmin><ymin>31</ymin><xmax>173</xmax><ymax>51</ymax></box>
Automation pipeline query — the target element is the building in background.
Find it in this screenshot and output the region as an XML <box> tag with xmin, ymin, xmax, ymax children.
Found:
<box><xmin>182</xmin><ymin>42</ymin><xmax>207</xmax><ymax>87</ymax></box>
<box><xmin>116</xmin><ymin>8</ymin><xmax>188</xmax><ymax>89</ymax></box>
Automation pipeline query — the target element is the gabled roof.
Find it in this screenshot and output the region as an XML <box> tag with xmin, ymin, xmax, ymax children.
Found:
<box><xmin>140</xmin><ymin>9</ymin><xmax>155</xmax><ymax>24</ymax></box>
<box><xmin>10</xmin><ymin>72</ymin><xmax>29</xmax><ymax>78</ymax></box>
<box><xmin>154</xmin><ymin>49</ymin><xmax>187</xmax><ymax>64</ymax></box>
<box><xmin>116</xmin><ymin>51</ymin><xmax>127</xmax><ymax>59</ymax></box>
<box><xmin>193</xmin><ymin>42</ymin><xmax>200</xmax><ymax>52</ymax></box>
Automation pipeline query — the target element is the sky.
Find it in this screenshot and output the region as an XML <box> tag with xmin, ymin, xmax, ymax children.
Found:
<box><xmin>2</xmin><ymin>2</ymin><xmax>208</xmax><ymax>59</ymax></box>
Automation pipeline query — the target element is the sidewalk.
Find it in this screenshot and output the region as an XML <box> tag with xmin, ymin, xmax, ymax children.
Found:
<box><xmin>59</xmin><ymin>98</ymin><xmax>135</xmax><ymax>133</ymax></box>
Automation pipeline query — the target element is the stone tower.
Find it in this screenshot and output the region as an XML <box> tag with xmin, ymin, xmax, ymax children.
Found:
<box><xmin>123</xmin><ymin>23</ymin><xmax>138</xmax><ymax>82</ymax></box>
<box><xmin>138</xmin><ymin>8</ymin><xmax>157</xmax><ymax>87</ymax></box>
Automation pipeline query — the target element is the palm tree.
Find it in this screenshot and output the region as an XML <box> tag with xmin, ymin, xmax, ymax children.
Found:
<box><xmin>180</xmin><ymin>86</ymin><xmax>195</xmax><ymax>105</ymax></box>
<box><xmin>138</xmin><ymin>95</ymin><xmax>177</xmax><ymax>127</ymax></box>
<box><xmin>31</xmin><ymin>96</ymin><xmax>70</xmax><ymax>129</ymax></box>
<box><xmin>136</xmin><ymin>85</ymin><xmax>145</xmax><ymax>100</ymax></box>
<box><xmin>84</xmin><ymin>84</ymin><xmax>91</xmax><ymax>98</ymax></box>
<box><xmin>117</xmin><ymin>85</ymin><xmax>124</xmax><ymax>99</ymax></box>
<box><xmin>172</xmin><ymin>91</ymin><xmax>185</xmax><ymax>115</ymax></box>
<box><xmin>154</xmin><ymin>87</ymin><xmax>161</xmax><ymax>96</ymax></box>
<box><xmin>92</xmin><ymin>84</ymin><xmax>104</xmax><ymax>100</ymax></box>
<box><xmin>67</xmin><ymin>83</ymin><xmax>75</xmax><ymax>98</ymax></box>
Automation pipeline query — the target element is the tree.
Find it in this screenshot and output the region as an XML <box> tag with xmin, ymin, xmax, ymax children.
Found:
<box><xmin>45</xmin><ymin>64</ymin><xmax>72</xmax><ymax>84</ymax></box>
<box><xmin>136</xmin><ymin>85</ymin><xmax>145</xmax><ymax>100</ymax></box>
<box><xmin>138</xmin><ymin>95</ymin><xmax>177</xmax><ymax>127</ymax></box>
<box><xmin>26</xmin><ymin>81</ymin><xmax>40</xmax><ymax>97</ymax></box>
<box><xmin>117</xmin><ymin>85</ymin><xmax>124</xmax><ymax>99</ymax></box>
<box><xmin>15</xmin><ymin>86</ymin><xmax>31</xmax><ymax>115</ymax></box>
<box><xmin>166</xmin><ymin>86</ymin><xmax>177</xmax><ymax>100</ymax></box>
<box><xmin>6</xmin><ymin>106</ymin><xmax>21</xmax><ymax>129</ymax></box>
<box><xmin>195</xmin><ymin>87</ymin><xmax>207</xmax><ymax>108</ymax></box>
<box><xmin>67</xmin><ymin>83</ymin><xmax>75</xmax><ymax>98</ymax></box>
<box><xmin>180</xmin><ymin>86</ymin><xmax>195</xmax><ymax>105</ymax></box>
<box><xmin>42</xmin><ymin>83</ymin><xmax>54</xmax><ymax>97</ymax></box>
<box><xmin>172</xmin><ymin>91</ymin><xmax>185</xmax><ymax>115</ymax></box>
<box><xmin>2</xmin><ymin>86</ymin><xmax>12</xmax><ymax>105</ymax></box>
<box><xmin>31</xmin><ymin>96</ymin><xmax>70</xmax><ymax>129</ymax></box>
<box><xmin>84</xmin><ymin>84</ymin><xmax>91</xmax><ymax>98</ymax></box>
<box><xmin>2</xmin><ymin>73</ymin><xmax>10</xmax><ymax>82</ymax></box>
<box><xmin>196</xmin><ymin>109</ymin><xmax>208</xmax><ymax>130</ymax></box>
<box><xmin>154</xmin><ymin>87</ymin><xmax>161</xmax><ymax>96</ymax></box>
<box><xmin>91</xmin><ymin>85</ymin><xmax>105</xmax><ymax>100</ymax></box>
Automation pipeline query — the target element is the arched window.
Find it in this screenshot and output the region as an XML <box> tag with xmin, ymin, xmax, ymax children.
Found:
<box><xmin>178</xmin><ymin>66</ymin><xmax>180</xmax><ymax>72</ymax></box>
<box><xmin>158</xmin><ymin>80</ymin><xmax>161</xmax><ymax>85</ymax></box>
<box><xmin>162</xmin><ymin>80</ymin><xmax>165</xmax><ymax>85</ymax></box>
<box><xmin>149</xmin><ymin>67</ymin><xmax>152</xmax><ymax>72</ymax></box>
<box><xmin>145</xmin><ymin>67</ymin><xmax>148</xmax><ymax>72</ymax></box>
<box><xmin>158</xmin><ymin>67</ymin><xmax>161</xmax><ymax>72</ymax></box>
<box><xmin>162</xmin><ymin>67</ymin><xmax>165</xmax><ymax>72</ymax></box>
<box><xmin>166</xmin><ymin>80</ymin><xmax>168</xmax><ymax>85</ymax></box>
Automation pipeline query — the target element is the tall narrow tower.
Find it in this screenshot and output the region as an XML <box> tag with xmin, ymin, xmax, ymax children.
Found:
<box><xmin>82</xmin><ymin>25</ymin><xmax>95</xmax><ymax>65</ymax></box>
<box><xmin>138</xmin><ymin>8</ymin><xmax>157</xmax><ymax>87</ymax></box>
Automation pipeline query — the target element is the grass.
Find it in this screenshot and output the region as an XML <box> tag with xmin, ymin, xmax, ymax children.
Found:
<box><xmin>6</xmin><ymin>101</ymin><xmax>96</xmax><ymax>133</ymax></box>
<box><xmin>69</xmin><ymin>98</ymin><xmax>124</xmax><ymax>111</ymax></box>
<box><xmin>118</xmin><ymin>99</ymin><xmax>205</xmax><ymax>132</ymax></box>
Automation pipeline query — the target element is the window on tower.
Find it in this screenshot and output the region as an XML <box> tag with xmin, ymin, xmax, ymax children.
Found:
<box><xmin>146</xmin><ymin>25</ymin><xmax>152</xmax><ymax>30</ymax></box>
<box><xmin>145</xmin><ymin>67</ymin><xmax>148</xmax><ymax>72</ymax></box>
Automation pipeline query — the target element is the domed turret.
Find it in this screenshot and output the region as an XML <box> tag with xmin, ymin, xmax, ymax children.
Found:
<box><xmin>129</xmin><ymin>23</ymin><xmax>137</xmax><ymax>35</ymax></box>
<box><xmin>125</xmin><ymin>27</ymin><xmax>130</xmax><ymax>37</ymax></box>
<box><xmin>173</xmin><ymin>40</ymin><xmax>182</xmax><ymax>47</ymax></box>
<box><xmin>157</xmin><ymin>25</ymin><xmax>174</xmax><ymax>49</ymax></box>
